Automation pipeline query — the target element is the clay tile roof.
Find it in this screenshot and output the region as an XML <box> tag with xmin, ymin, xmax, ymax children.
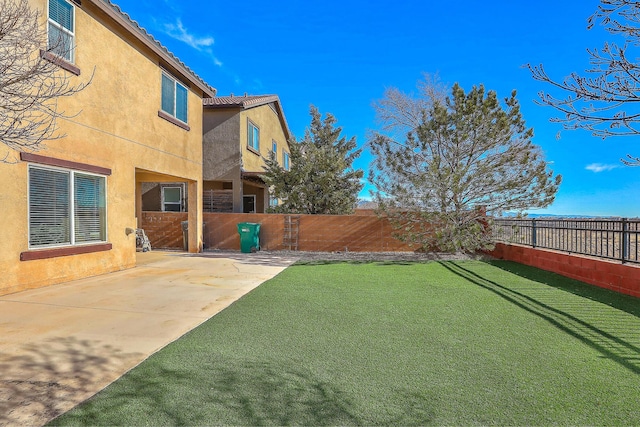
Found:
<box><xmin>93</xmin><ymin>0</ymin><xmax>216</xmax><ymax>97</ymax></box>
<box><xmin>203</xmin><ymin>94</ymin><xmax>280</xmax><ymax>108</ymax></box>
<box><xmin>203</xmin><ymin>94</ymin><xmax>292</xmax><ymax>141</ymax></box>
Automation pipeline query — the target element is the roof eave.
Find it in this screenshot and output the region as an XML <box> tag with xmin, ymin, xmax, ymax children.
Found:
<box><xmin>90</xmin><ymin>0</ymin><xmax>217</xmax><ymax>98</ymax></box>
<box><xmin>272</xmin><ymin>99</ymin><xmax>293</xmax><ymax>143</ymax></box>
<box><xmin>203</xmin><ymin>96</ymin><xmax>292</xmax><ymax>142</ymax></box>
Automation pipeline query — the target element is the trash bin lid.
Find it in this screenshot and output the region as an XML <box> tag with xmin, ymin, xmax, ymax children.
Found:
<box><xmin>237</xmin><ymin>222</ymin><xmax>260</xmax><ymax>232</ymax></box>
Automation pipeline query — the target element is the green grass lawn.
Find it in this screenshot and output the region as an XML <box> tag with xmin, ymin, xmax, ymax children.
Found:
<box><xmin>50</xmin><ymin>260</ymin><xmax>640</xmax><ymax>426</ymax></box>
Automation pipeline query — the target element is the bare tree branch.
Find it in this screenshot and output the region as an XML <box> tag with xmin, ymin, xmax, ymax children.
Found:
<box><xmin>372</xmin><ymin>72</ymin><xmax>448</xmax><ymax>138</ymax></box>
<box><xmin>528</xmin><ymin>0</ymin><xmax>640</xmax><ymax>165</ymax></box>
<box><xmin>0</xmin><ymin>0</ymin><xmax>90</xmax><ymax>162</ymax></box>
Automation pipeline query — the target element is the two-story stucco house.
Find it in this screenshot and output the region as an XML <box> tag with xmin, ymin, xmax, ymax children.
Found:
<box><xmin>0</xmin><ymin>0</ymin><xmax>216</xmax><ymax>296</ymax></box>
<box><xmin>202</xmin><ymin>95</ymin><xmax>292</xmax><ymax>213</ymax></box>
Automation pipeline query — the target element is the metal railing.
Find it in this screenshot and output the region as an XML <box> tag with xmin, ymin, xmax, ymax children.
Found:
<box><xmin>492</xmin><ymin>218</ymin><xmax>640</xmax><ymax>264</ymax></box>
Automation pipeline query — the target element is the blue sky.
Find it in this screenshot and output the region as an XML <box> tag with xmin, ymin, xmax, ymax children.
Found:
<box><xmin>112</xmin><ymin>0</ymin><xmax>640</xmax><ymax>217</ymax></box>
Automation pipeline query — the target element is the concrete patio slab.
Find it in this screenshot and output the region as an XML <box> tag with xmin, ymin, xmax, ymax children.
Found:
<box><xmin>0</xmin><ymin>251</ymin><xmax>298</xmax><ymax>427</ymax></box>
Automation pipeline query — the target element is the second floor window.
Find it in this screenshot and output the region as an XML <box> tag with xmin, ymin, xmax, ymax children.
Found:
<box><xmin>48</xmin><ymin>0</ymin><xmax>75</xmax><ymax>62</ymax></box>
<box><xmin>283</xmin><ymin>151</ymin><xmax>290</xmax><ymax>170</ymax></box>
<box><xmin>161</xmin><ymin>72</ymin><xmax>188</xmax><ymax>123</ymax></box>
<box><xmin>248</xmin><ymin>120</ymin><xmax>260</xmax><ymax>151</ymax></box>
<box><xmin>272</xmin><ymin>140</ymin><xmax>277</xmax><ymax>157</ymax></box>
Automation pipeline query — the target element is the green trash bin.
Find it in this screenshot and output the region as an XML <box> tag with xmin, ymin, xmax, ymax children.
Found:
<box><xmin>237</xmin><ymin>222</ymin><xmax>260</xmax><ymax>253</ymax></box>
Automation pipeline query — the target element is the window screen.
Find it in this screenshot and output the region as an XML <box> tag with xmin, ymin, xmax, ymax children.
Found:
<box><xmin>162</xmin><ymin>187</ymin><xmax>182</xmax><ymax>212</ymax></box>
<box><xmin>28</xmin><ymin>166</ymin><xmax>107</xmax><ymax>248</ymax></box>
<box><xmin>74</xmin><ymin>173</ymin><xmax>106</xmax><ymax>243</ymax></box>
<box><xmin>29</xmin><ymin>167</ymin><xmax>70</xmax><ymax>247</ymax></box>
<box><xmin>248</xmin><ymin>121</ymin><xmax>260</xmax><ymax>150</ymax></box>
<box><xmin>48</xmin><ymin>0</ymin><xmax>74</xmax><ymax>62</ymax></box>
<box><xmin>161</xmin><ymin>74</ymin><xmax>175</xmax><ymax>116</ymax></box>
<box><xmin>161</xmin><ymin>72</ymin><xmax>189</xmax><ymax>124</ymax></box>
<box><xmin>283</xmin><ymin>152</ymin><xmax>290</xmax><ymax>170</ymax></box>
<box><xmin>175</xmin><ymin>83</ymin><xmax>188</xmax><ymax>123</ymax></box>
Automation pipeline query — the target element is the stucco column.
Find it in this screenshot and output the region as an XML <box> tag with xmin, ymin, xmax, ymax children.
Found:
<box><xmin>187</xmin><ymin>180</ymin><xmax>202</xmax><ymax>253</ymax></box>
<box><xmin>233</xmin><ymin>177</ymin><xmax>243</xmax><ymax>213</ymax></box>
<box><xmin>135</xmin><ymin>180</ymin><xmax>143</xmax><ymax>228</ymax></box>
<box><xmin>262</xmin><ymin>187</ymin><xmax>269</xmax><ymax>213</ymax></box>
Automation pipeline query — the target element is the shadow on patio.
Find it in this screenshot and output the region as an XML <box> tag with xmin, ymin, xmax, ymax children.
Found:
<box><xmin>0</xmin><ymin>337</ymin><xmax>141</xmax><ymax>426</ymax></box>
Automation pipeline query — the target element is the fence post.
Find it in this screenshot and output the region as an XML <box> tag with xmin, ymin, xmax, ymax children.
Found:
<box><xmin>532</xmin><ymin>218</ymin><xmax>537</xmax><ymax>248</ymax></box>
<box><xmin>622</xmin><ymin>217</ymin><xmax>629</xmax><ymax>263</ymax></box>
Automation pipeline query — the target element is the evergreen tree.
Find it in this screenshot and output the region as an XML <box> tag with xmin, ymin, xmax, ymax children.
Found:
<box><xmin>264</xmin><ymin>106</ymin><xmax>363</xmax><ymax>214</ymax></box>
<box><xmin>369</xmin><ymin>81</ymin><xmax>562</xmax><ymax>253</ymax></box>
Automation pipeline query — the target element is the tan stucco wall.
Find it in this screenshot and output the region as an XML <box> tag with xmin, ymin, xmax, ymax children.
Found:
<box><xmin>203</xmin><ymin>102</ymin><xmax>290</xmax><ymax>213</ymax></box>
<box><xmin>240</xmin><ymin>104</ymin><xmax>290</xmax><ymax>172</ymax></box>
<box><xmin>0</xmin><ymin>0</ymin><xmax>206</xmax><ymax>295</ymax></box>
<box><xmin>203</xmin><ymin>109</ymin><xmax>241</xmax><ymax>180</ymax></box>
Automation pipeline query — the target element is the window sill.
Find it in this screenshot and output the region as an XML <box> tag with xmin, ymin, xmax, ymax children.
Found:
<box><xmin>40</xmin><ymin>50</ymin><xmax>81</xmax><ymax>76</ymax></box>
<box><xmin>21</xmin><ymin>152</ymin><xmax>111</xmax><ymax>175</ymax></box>
<box><xmin>158</xmin><ymin>110</ymin><xmax>190</xmax><ymax>131</ymax></box>
<box><xmin>247</xmin><ymin>146</ymin><xmax>260</xmax><ymax>156</ymax></box>
<box><xmin>21</xmin><ymin>243</ymin><xmax>112</xmax><ymax>261</ymax></box>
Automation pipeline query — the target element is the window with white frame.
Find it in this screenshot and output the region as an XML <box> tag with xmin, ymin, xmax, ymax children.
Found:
<box><xmin>161</xmin><ymin>72</ymin><xmax>189</xmax><ymax>123</ymax></box>
<box><xmin>48</xmin><ymin>0</ymin><xmax>75</xmax><ymax>62</ymax></box>
<box><xmin>29</xmin><ymin>165</ymin><xmax>107</xmax><ymax>248</ymax></box>
<box><xmin>272</xmin><ymin>140</ymin><xmax>278</xmax><ymax>157</ymax></box>
<box><xmin>248</xmin><ymin>120</ymin><xmax>260</xmax><ymax>151</ymax></box>
<box><xmin>162</xmin><ymin>186</ymin><xmax>182</xmax><ymax>212</ymax></box>
<box><xmin>283</xmin><ymin>151</ymin><xmax>290</xmax><ymax>170</ymax></box>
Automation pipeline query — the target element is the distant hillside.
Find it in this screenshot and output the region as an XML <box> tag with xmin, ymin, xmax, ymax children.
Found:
<box><xmin>500</xmin><ymin>213</ymin><xmax>628</xmax><ymax>219</ymax></box>
<box><xmin>357</xmin><ymin>200</ymin><xmax>378</xmax><ymax>210</ymax></box>
<box><xmin>358</xmin><ymin>204</ymin><xmax>637</xmax><ymax>219</ymax></box>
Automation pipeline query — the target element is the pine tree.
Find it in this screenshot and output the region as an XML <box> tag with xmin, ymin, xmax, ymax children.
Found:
<box><xmin>369</xmin><ymin>81</ymin><xmax>562</xmax><ymax>253</ymax></box>
<box><xmin>264</xmin><ymin>106</ymin><xmax>363</xmax><ymax>215</ymax></box>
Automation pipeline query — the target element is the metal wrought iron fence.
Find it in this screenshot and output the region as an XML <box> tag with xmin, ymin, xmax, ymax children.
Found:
<box><xmin>492</xmin><ymin>218</ymin><xmax>640</xmax><ymax>264</ymax></box>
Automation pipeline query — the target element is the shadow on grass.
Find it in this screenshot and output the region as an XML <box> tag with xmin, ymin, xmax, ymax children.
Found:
<box><xmin>48</xmin><ymin>358</ymin><xmax>370</xmax><ymax>426</ymax></box>
<box><xmin>488</xmin><ymin>260</ymin><xmax>640</xmax><ymax>318</ymax></box>
<box><xmin>203</xmin><ymin>362</ymin><xmax>360</xmax><ymax>426</ymax></box>
<box><xmin>0</xmin><ymin>337</ymin><xmax>140</xmax><ymax>427</ymax></box>
<box><xmin>439</xmin><ymin>261</ymin><xmax>640</xmax><ymax>375</ymax></box>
